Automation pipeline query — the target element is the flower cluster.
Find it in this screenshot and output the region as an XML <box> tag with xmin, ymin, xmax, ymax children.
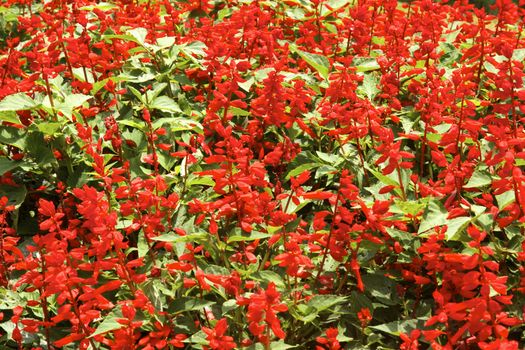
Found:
<box><xmin>0</xmin><ymin>0</ymin><xmax>524</xmax><ymax>349</ymax></box>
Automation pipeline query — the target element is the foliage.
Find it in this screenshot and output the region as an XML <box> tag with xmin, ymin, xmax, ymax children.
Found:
<box><xmin>0</xmin><ymin>0</ymin><xmax>525</xmax><ymax>349</ymax></box>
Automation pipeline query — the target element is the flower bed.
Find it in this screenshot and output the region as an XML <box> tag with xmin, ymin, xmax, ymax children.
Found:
<box><xmin>0</xmin><ymin>0</ymin><xmax>524</xmax><ymax>349</ymax></box>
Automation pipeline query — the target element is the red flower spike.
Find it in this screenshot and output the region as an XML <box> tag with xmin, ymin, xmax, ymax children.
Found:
<box><xmin>202</xmin><ymin>318</ymin><xmax>237</xmax><ymax>350</ymax></box>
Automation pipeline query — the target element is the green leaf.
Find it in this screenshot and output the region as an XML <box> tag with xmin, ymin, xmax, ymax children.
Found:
<box><xmin>169</xmin><ymin>297</ymin><xmax>215</xmax><ymax>314</ymax></box>
<box><xmin>120</xmin><ymin>72</ymin><xmax>156</xmax><ymax>83</ymax></box>
<box><xmin>156</xmin><ymin>36</ymin><xmax>176</xmax><ymax>50</ymax></box>
<box><xmin>127</xmin><ymin>27</ymin><xmax>148</xmax><ymax>47</ymax></box>
<box><xmin>251</xmin><ymin>271</ymin><xmax>286</xmax><ymax>288</ymax></box>
<box><xmin>365</xmin><ymin>164</ymin><xmax>403</xmax><ymax>197</ymax></box>
<box><xmin>366</xmin><ymin>167</ymin><xmax>398</xmax><ymax>187</ymax></box>
<box><xmin>360</xmin><ymin>73</ymin><xmax>380</xmax><ymax>100</ymax></box>
<box><xmin>238</xmin><ymin>77</ymin><xmax>255</xmax><ymax>92</ymax></box>
<box><xmin>118</xmin><ymin>119</ymin><xmax>146</xmax><ymax>131</ymax></box>
<box><xmin>385</xmin><ymin>227</ymin><xmax>413</xmax><ymax>242</ymax></box>
<box><xmin>418</xmin><ymin>199</ymin><xmax>448</xmax><ymax>234</ymax></box>
<box><xmin>464</xmin><ymin>168</ymin><xmax>492</xmax><ymax>188</ymax></box>
<box><xmin>186</xmin><ymin>330</ymin><xmax>208</xmax><ymax>346</ymax></box>
<box><xmin>496</xmin><ymin>190</ymin><xmax>515</xmax><ymax>209</ymax></box>
<box><xmin>158</xmin><ymin>151</ymin><xmax>177</xmax><ymax>171</ymax></box>
<box><xmin>445</xmin><ymin>216</ymin><xmax>472</xmax><ymax>241</ymax></box>
<box><xmin>37</xmin><ymin>122</ymin><xmax>62</xmax><ymax>136</ymax></box>
<box><xmin>347</xmin><ymin>291</ymin><xmax>374</xmax><ymax>314</ymax></box>
<box><xmin>229</xmin><ymin>107</ymin><xmax>251</xmax><ymax>116</ymax></box>
<box><xmin>307</xmin><ymin>295</ymin><xmax>347</xmax><ymax>312</ymax></box>
<box><xmin>0</xmin><ymin>184</ymin><xmax>27</xmax><ymax>208</ymax></box>
<box><xmin>316</xmin><ymin>151</ymin><xmax>341</xmax><ymax>164</ymax></box>
<box><xmin>91</xmin><ymin>77</ymin><xmax>124</xmax><ymax>95</ymax></box>
<box><xmin>0</xmin><ymin>93</ymin><xmax>40</xmax><ymax>111</ymax></box>
<box><xmin>370</xmin><ymin>318</ymin><xmax>427</xmax><ymax>336</ymax></box>
<box><xmin>320</xmin><ymin>0</ymin><xmax>351</xmax><ymax>16</ymax></box>
<box><xmin>169</xmin><ymin>117</ymin><xmax>204</xmax><ymax>134</ymax></box>
<box><xmin>57</xmin><ymin>94</ymin><xmax>92</xmax><ymax>119</ymax></box>
<box><xmin>182</xmin><ymin>41</ymin><xmax>207</xmax><ymax>57</ymax></box>
<box><xmin>152</xmin><ymin>232</ymin><xmax>208</xmax><ymax>243</ymax></box>
<box><xmin>0</xmin><ymin>320</ymin><xmax>15</xmax><ymax>339</ymax></box>
<box><xmin>286</xmin><ymin>162</ymin><xmax>321</xmax><ymax>180</ymax></box>
<box><xmin>361</xmin><ymin>273</ymin><xmax>398</xmax><ymax>306</ymax></box>
<box><xmin>267</xmin><ymin>341</ymin><xmax>297</xmax><ymax>350</ymax></box>
<box><xmin>292</xmin><ymin>48</ymin><xmax>330</xmax><ymax>80</ymax></box>
<box><xmin>150</xmin><ymin>96</ymin><xmax>182</xmax><ymax>114</ymax></box>
<box><xmin>143</xmin><ymin>279</ymin><xmax>167</xmax><ymax>311</ymax></box>
<box><xmin>352</xmin><ymin>57</ymin><xmax>380</xmax><ymax>72</ymax></box>
<box><xmin>0</xmin><ymin>126</ymin><xmax>26</xmax><ymax>149</ymax></box>
<box><xmin>89</xmin><ymin>315</ymin><xmax>123</xmax><ymax>338</ymax></box>
<box><xmin>127</xmin><ymin>86</ymin><xmax>145</xmax><ymax>104</ymax></box>
<box><xmin>228</xmin><ymin>231</ymin><xmax>272</xmax><ymax>243</ymax></box>
<box><xmin>187</xmin><ymin>176</ymin><xmax>215</xmax><ymax>187</ymax></box>
<box><xmin>0</xmin><ymin>111</ymin><xmax>22</xmax><ymax>124</ymax></box>
<box><xmin>439</xmin><ymin>42</ymin><xmax>461</xmax><ymax>65</ymax></box>
<box><xmin>392</xmin><ymin>198</ymin><xmax>429</xmax><ymax>216</ymax></box>
<box><xmin>137</xmin><ymin>231</ymin><xmax>148</xmax><ymax>258</ymax></box>
<box><xmin>254</xmin><ymin>68</ymin><xmax>274</xmax><ymax>81</ymax></box>
<box><xmin>244</xmin><ymin>343</ymin><xmax>297</xmax><ymax>350</ymax></box>
<box><xmin>25</xmin><ymin>131</ymin><xmax>56</xmax><ymax>166</ymax></box>
<box><xmin>512</xmin><ymin>48</ymin><xmax>525</xmax><ymax>62</ymax></box>
<box><xmin>291</xmin><ymin>303</ymin><xmax>318</xmax><ymax>323</ymax></box>
<box><xmin>0</xmin><ymin>157</ymin><xmax>24</xmax><ymax>176</ymax></box>
<box><xmin>79</xmin><ymin>2</ymin><xmax>118</xmax><ymax>11</ymax></box>
<box><xmin>146</xmin><ymin>83</ymin><xmax>167</xmax><ymax>102</ymax></box>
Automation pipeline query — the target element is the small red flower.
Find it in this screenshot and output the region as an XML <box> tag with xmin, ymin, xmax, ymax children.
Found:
<box><xmin>202</xmin><ymin>318</ymin><xmax>236</xmax><ymax>350</ymax></box>
<box><xmin>357</xmin><ymin>307</ymin><xmax>372</xmax><ymax>328</ymax></box>
<box><xmin>237</xmin><ymin>282</ymin><xmax>288</xmax><ymax>344</ymax></box>
<box><xmin>316</xmin><ymin>327</ymin><xmax>341</xmax><ymax>350</ymax></box>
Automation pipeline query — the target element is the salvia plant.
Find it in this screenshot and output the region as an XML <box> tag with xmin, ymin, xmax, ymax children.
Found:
<box><xmin>0</xmin><ymin>0</ymin><xmax>524</xmax><ymax>349</ymax></box>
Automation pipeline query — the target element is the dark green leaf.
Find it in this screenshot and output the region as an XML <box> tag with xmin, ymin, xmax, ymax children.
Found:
<box><xmin>0</xmin><ymin>157</ymin><xmax>24</xmax><ymax>176</ymax></box>
<box><xmin>370</xmin><ymin>318</ymin><xmax>427</xmax><ymax>336</ymax></box>
<box><xmin>307</xmin><ymin>295</ymin><xmax>347</xmax><ymax>312</ymax></box>
<box><xmin>169</xmin><ymin>297</ymin><xmax>215</xmax><ymax>314</ymax></box>
<box><xmin>0</xmin><ymin>184</ymin><xmax>27</xmax><ymax>208</ymax></box>
<box><xmin>361</xmin><ymin>273</ymin><xmax>398</xmax><ymax>306</ymax></box>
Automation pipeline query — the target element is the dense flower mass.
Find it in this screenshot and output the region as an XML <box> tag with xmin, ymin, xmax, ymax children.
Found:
<box><xmin>0</xmin><ymin>0</ymin><xmax>524</xmax><ymax>349</ymax></box>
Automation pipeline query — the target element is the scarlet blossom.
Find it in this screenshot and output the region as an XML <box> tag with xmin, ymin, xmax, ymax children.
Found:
<box><xmin>237</xmin><ymin>283</ymin><xmax>288</xmax><ymax>343</ymax></box>
<box><xmin>316</xmin><ymin>327</ymin><xmax>341</xmax><ymax>350</ymax></box>
<box><xmin>400</xmin><ymin>330</ymin><xmax>421</xmax><ymax>350</ymax></box>
<box><xmin>357</xmin><ymin>308</ymin><xmax>372</xmax><ymax>328</ymax></box>
<box><xmin>274</xmin><ymin>241</ymin><xmax>314</xmax><ymax>278</ymax></box>
<box><xmin>202</xmin><ymin>318</ymin><xmax>237</xmax><ymax>350</ymax></box>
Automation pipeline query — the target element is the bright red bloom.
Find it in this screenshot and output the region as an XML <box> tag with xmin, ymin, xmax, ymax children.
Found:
<box><xmin>237</xmin><ymin>283</ymin><xmax>288</xmax><ymax>343</ymax></box>
<box><xmin>202</xmin><ymin>318</ymin><xmax>236</xmax><ymax>350</ymax></box>
<box><xmin>316</xmin><ymin>327</ymin><xmax>341</xmax><ymax>350</ymax></box>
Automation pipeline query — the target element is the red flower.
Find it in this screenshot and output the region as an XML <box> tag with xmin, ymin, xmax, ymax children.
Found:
<box><xmin>202</xmin><ymin>318</ymin><xmax>237</xmax><ymax>350</ymax></box>
<box><xmin>274</xmin><ymin>241</ymin><xmax>314</xmax><ymax>278</ymax></box>
<box><xmin>400</xmin><ymin>330</ymin><xmax>421</xmax><ymax>350</ymax></box>
<box><xmin>357</xmin><ymin>308</ymin><xmax>372</xmax><ymax>328</ymax></box>
<box><xmin>316</xmin><ymin>327</ymin><xmax>341</xmax><ymax>350</ymax></box>
<box><xmin>237</xmin><ymin>283</ymin><xmax>288</xmax><ymax>344</ymax></box>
